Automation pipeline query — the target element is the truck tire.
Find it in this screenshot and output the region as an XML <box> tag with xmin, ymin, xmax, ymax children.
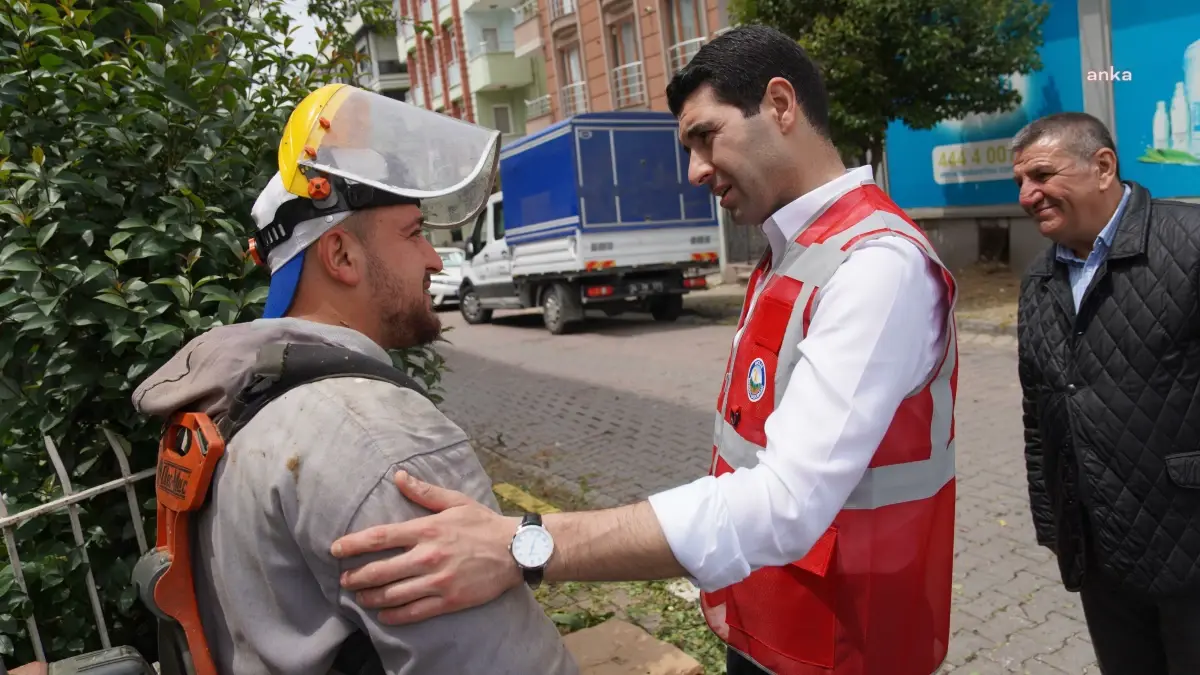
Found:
<box><xmin>459</xmin><ymin>287</ymin><xmax>492</xmax><ymax>324</ymax></box>
<box><xmin>650</xmin><ymin>294</ymin><xmax>684</xmax><ymax>322</ymax></box>
<box><xmin>542</xmin><ymin>283</ymin><xmax>579</xmax><ymax>335</ymax></box>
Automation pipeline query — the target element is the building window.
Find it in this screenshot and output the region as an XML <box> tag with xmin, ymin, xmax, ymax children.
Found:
<box><xmin>664</xmin><ymin>0</ymin><xmax>703</xmax><ymax>44</ymax></box>
<box><xmin>558</xmin><ymin>43</ymin><xmax>587</xmax><ymax>115</ymax></box>
<box><xmin>608</xmin><ymin>16</ymin><xmax>638</xmax><ymax>65</ymax></box>
<box><xmin>607</xmin><ymin>15</ymin><xmax>643</xmax><ymax>107</ymax></box>
<box><xmin>492</xmin><ymin>105</ymin><xmax>513</xmax><ymax>134</ymax></box>
<box><xmin>663</xmin><ymin>0</ymin><xmax>705</xmax><ymax>72</ymax></box>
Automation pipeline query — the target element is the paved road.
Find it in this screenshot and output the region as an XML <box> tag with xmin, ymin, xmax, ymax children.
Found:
<box><xmin>434</xmin><ymin>306</ymin><xmax>1099</xmax><ymax>674</ymax></box>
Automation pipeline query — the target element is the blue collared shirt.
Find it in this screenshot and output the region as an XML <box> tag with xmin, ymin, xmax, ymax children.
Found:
<box><xmin>1055</xmin><ymin>184</ymin><xmax>1131</xmax><ymax>311</ymax></box>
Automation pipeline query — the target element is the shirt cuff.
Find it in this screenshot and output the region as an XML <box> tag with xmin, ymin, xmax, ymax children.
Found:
<box><xmin>647</xmin><ymin>474</ymin><xmax>752</xmax><ymax>592</ymax></box>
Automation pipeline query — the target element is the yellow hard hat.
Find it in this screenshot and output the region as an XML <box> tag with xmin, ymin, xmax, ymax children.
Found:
<box><xmin>278</xmin><ymin>83</ymin><xmax>348</xmax><ymax>198</ymax></box>
<box><xmin>275</xmin><ymin>83</ymin><xmax>500</xmax><ymax>230</ymax></box>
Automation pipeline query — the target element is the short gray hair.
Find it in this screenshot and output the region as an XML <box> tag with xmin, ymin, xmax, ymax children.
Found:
<box><xmin>1010</xmin><ymin>112</ymin><xmax>1118</xmax><ymax>173</ymax></box>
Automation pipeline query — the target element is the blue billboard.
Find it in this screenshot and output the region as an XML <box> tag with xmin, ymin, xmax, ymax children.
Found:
<box><xmin>884</xmin><ymin>0</ymin><xmax>1084</xmax><ymax>209</ymax></box>
<box><xmin>1109</xmin><ymin>2</ymin><xmax>1200</xmax><ymax>200</ymax></box>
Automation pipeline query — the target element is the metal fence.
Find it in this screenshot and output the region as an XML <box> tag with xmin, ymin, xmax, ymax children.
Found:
<box><xmin>0</xmin><ymin>429</ymin><xmax>153</xmax><ymax>665</ymax></box>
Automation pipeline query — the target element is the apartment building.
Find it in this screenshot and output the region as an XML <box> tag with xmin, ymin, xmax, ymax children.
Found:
<box><xmin>513</xmin><ymin>0</ymin><xmax>730</xmax><ymax>132</ymax></box>
<box><xmin>346</xmin><ymin>14</ymin><xmax>411</xmax><ymax>100</ymax></box>
<box><xmin>396</xmin><ymin>0</ymin><xmax>548</xmax><ymax>145</ymax></box>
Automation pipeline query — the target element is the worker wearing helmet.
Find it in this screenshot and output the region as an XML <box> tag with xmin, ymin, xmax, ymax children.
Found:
<box><xmin>131</xmin><ymin>84</ymin><xmax>577</xmax><ymax>674</ymax></box>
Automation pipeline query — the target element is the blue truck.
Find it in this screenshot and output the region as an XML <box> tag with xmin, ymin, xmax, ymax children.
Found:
<box><xmin>457</xmin><ymin>111</ymin><xmax>722</xmax><ymax>334</ymax></box>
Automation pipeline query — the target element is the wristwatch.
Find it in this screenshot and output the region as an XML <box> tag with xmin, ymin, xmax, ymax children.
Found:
<box><xmin>510</xmin><ymin>513</ymin><xmax>554</xmax><ymax>588</ymax></box>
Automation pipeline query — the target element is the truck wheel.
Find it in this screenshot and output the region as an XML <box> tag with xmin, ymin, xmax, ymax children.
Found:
<box><xmin>650</xmin><ymin>294</ymin><xmax>684</xmax><ymax>322</ymax></box>
<box><xmin>542</xmin><ymin>283</ymin><xmax>578</xmax><ymax>335</ymax></box>
<box><xmin>459</xmin><ymin>287</ymin><xmax>492</xmax><ymax>324</ymax></box>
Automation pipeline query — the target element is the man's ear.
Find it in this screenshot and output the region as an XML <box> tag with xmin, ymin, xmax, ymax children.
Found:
<box><xmin>763</xmin><ymin>77</ymin><xmax>798</xmax><ymax>134</ymax></box>
<box><xmin>310</xmin><ymin>227</ymin><xmax>366</xmax><ymax>288</ymax></box>
<box><xmin>1093</xmin><ymin>148</ymin><xmax>1119</xmax><ymax>190</ymax></box>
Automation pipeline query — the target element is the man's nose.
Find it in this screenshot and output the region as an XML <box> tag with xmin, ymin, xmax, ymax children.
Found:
<box><xmin>688</xmin><ymin>154</ymin><xmax>713</xmax><ymax>187</ymax></box>
<box><xmin>1017</xmin><ymin>182</ymin><xmax>1041</xmax><ymax>209</ymax></box>
<box><xmin>421</xmin><ymin>237</ymin><xmax>444</xmax><ymax>273</ymax></box>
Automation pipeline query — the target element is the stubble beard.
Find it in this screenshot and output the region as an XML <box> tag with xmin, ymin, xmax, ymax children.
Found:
<box><xmin>366</xmin><ymin>251</ymin><xmax>442</xmax><ymax>351</ymax></box>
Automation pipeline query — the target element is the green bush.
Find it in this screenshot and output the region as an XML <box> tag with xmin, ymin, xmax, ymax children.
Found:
<box><xmin>0</xmin><ymin>0</ymin><xmax>440</xmax><ymax>663</ymax></box>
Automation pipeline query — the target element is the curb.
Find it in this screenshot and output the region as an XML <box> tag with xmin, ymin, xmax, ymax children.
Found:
<box><xmin>957</xmin><ymin>317</ymin><xmax>1018</xmax><ymax>338</ymax></box>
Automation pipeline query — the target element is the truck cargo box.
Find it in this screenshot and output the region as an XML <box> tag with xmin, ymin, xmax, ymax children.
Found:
<box><xmin>497</xmin><ymin>111</ymin><xmax>721</xmax><ymax>278</ymax></box>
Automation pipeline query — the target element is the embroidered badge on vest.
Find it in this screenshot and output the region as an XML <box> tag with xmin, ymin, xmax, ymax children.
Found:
<box><xmin>747</xmin><ymin>358</ymin><xmax>766</xmax><ymax>402</ymax></box>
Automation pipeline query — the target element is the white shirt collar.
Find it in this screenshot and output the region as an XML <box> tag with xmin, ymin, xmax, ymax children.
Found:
<box><xmin>762</xmin><ymin>165</ymin><xmax>876</xmax><ymax>265</ymax></box>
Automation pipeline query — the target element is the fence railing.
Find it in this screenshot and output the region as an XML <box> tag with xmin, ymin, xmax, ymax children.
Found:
<box><xmin>550</xmin><ymin>0</ymin><xmax>575</xmax><ymax>21</ymax></box>
<box><xmin>611</xmin><ymin>61</ymin><xmax>645</xmax><ymax>108</ymax></box>
<box><xmin>0</xmin><ymin>429</ymin><xmax>153</xmax><ymax>666</ymax></box>
<box><xmin>526</xmin><ymin>94</ymin><xmax>552</xmax><ymax>119</ymax></box>
<box><xmin>468</xmin><ymin>38</ymin><xmax>515</xmax><ymax>61</ymax></box>
<box><xmin>559</xmin><ymin>82</ymin><xmax>588</xmax><ymax>117</ymax></box>
<box><xmin>514</xmin><ymin>0</ymin><xmax>538</xmax><ymax>25</ymax></box>
<box><xmin>667</xmin><ymin>37</ymin><xmax>705</xmax><ymax>73</ymax></box>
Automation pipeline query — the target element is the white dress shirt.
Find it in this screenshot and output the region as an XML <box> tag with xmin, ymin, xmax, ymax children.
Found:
<box><xmin>646</xmin><ymin>166</ymin><xmax>948</xmax><ymax>592</ymax></box>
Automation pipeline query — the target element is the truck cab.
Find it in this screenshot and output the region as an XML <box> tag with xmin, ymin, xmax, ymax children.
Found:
<box><xmin>459</xmin><ymin>192</ymin><xmax>513</xmax><ymax>325</ymax></box>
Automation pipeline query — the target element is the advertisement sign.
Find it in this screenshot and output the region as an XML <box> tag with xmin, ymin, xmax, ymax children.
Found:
<box><xmin>883</xmin><ymin>0</ymin><xmax>1084</xmax><ymax>209</ymax></box>
<box><xmin>1109</xmin><ymin>2</ymin><xmax>1200</xmax><ymax>199</ymax></box>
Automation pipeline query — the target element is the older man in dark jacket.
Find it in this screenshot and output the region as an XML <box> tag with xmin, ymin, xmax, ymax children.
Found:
<box><xmin>1013</xmin><ymin>111</ymin><xmax>1200</xmax><ymax>674</ymax></box>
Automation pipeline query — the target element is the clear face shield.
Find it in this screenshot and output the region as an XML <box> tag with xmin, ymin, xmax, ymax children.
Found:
<box><xmin>281</xmin><ymin>86</ymin><xmax>501</xmax><ymax>230</ymax></box>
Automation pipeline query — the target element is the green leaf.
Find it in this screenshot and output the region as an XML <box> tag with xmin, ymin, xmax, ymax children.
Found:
<box><xmin>117</xmin><ymin>216</ymin><xmax>149</xmax><ymax>230</ymax></box>
<box><xmin>244</xmin><ymin>285</ymin><xmax>270</xmax><ymax>305</ymax></box>
<box><xmin>38</xmin><ymin>53</ymin><xmax>64</xmax><ymax>69</ymax></box>
<box><xmin>94</xmin><ymin>292</ymin><xmax>129</xmax><ymax>309</ymax></box>
<box><xmin>0</xmin><ymin>258</ymin><xmax>40</xmax><ymax>273</ymax></box>
<box><xmin>143</xmin><ymin>323</ymin><xmax>179</xmax><ymax>343</ymax></box>
<box><xmin>109</xmin><ymin>231</ymin><xmax>133</xmax><ymax>248</ymax></box>
<box><xmin>135</xmin><ymin>2</ymin><xmax>164</xmax><ymax>26</ymax></box>
<box><xmin>0</xmin><ymin>289</ymin><xmax>20</xmax><ymax>309</ymax></box>
<box><xmin>36</xmin><ymin>222</ymin><xmax>57</xmax><ymax>248</ymax></box>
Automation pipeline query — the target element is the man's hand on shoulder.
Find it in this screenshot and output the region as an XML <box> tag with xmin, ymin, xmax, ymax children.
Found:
<box><xmin>332</xmin><ymin>471</ymin><xmax>523</xmax><ymax>624</ymax></box>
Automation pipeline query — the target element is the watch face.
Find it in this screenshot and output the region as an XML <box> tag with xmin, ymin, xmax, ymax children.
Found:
<box><xmin>511</xmin><ymin>525</ymin><xmax>554</xmax><ymax>568</ymax></box>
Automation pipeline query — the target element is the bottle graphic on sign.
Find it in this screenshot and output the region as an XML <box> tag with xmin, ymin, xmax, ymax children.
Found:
<box><xmin>1154</xmin><ymin>101</ymin><xmax>1169</xmax><ymax>149</ymax></box>
<box><xmin>1139</xmin><ymin>41</ymin><xmax>1200</xmax><ymax>165</ymax></box>
<box><xmin>1171</xmin><ymin>82</ymin><xmax>1189</xmax><ymax>151</ymax></box>
<box><xmin>1186</xmin><ymin>39</ymin><xmax>1200</xmax><ymax>154</ymax></box>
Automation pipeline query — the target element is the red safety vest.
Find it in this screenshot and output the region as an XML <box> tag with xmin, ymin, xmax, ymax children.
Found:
<box><xmin>700</xmin><ymin>184</ymin><xmax>959</xmax><ymax>675</ymax></box>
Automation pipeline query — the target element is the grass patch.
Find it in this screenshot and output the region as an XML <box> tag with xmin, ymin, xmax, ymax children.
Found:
<box><xmin>482</xmin><ymin>456</ymin><xmax>727</xmax><ymax>673</ymax></box>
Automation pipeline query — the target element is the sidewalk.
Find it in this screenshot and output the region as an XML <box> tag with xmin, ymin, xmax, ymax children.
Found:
<box><xmin>689</xmin><ymin>262</ymin><xmax>1021</xmax><ymax>336</ymax></box>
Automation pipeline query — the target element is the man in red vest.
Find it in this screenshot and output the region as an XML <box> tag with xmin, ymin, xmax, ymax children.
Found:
<box><xmin>327</xmin><ymin>25</ymin><xmax>958</xmax><ymax>675</ymax></box>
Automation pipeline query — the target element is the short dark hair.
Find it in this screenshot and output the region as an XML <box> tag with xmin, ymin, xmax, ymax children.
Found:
<box><xmin>666</xmin><ymin>24</ymin><xmax>831</xmax><ymax>138</ymax></box>
<box><xmin>1011</xmin><ymin>112</ymin><xmax>1119</xmax><ymax>175</ymax></box>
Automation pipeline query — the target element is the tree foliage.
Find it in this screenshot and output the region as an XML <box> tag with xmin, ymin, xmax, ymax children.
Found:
<box><xmin>0</xmin><ymin>0</ymin><xmax>443</xmax><ymax>663</ymax></box>
<box><xmin>729</xmin><ymin>0</ymin><xmax>1051</xmax><ymax>166</ymax></box>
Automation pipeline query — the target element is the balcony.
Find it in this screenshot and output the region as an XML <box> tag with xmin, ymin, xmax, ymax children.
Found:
<box><xmin>549</xmin><ymin>0</ymin><xmax>576</xmax><ymax>36</ymax></box>
<box><xmin>667</xmin><ymin>37</ymin><xmax>705</xmax><ymax>73</ymax></box>
<box><xmin>513</xmin><ymin>0</ymin><xmax>542</xmax><ymax>58</ymax></box>
<box><xmin>419</xmin><ymin>0</ymin><xmax>431</xmax><ymax>22</ymax></box>
<box><xmin>375</xmin><ymin>59</ymin><xmax>409</xmax><ymax>92</ymax></box>
<box><xmin>447</xmin><ymin>59</ymin><xmax>461</xmax><ymax>89</ymax></box>
<box><xmin>610</xmin><ymin>61</ymin><xmax>645</xmax><ymax>108</ymax></box>
<box><xmin>409</xmin><ymin>85</ymin><xmax>424</xmax><ymax>107</ymax></box>
<box><xmin>467</xmin><ymin>39</ymin><xmax>533</xmax><ymax>91</ymax></box>
<box><xmin>460</xmin><ymin>0</ymin><xmax>524</xmax><ymax>12</ymax></box>
<box><xmin>560</xmin><ymin>82</ymin><xmax>588</xmax><ymax>117</ymax></box>
<box><xmin>526</xmin><ymin>94</ymin><xmax>551</xmax><ymax>119</ymax></box>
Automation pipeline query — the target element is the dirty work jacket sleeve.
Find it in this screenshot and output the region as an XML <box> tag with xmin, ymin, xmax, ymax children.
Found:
<box><xmin>645</xmin><ymin>237</ymin><xmax>946</xmax><ymax>592</ymax></box>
